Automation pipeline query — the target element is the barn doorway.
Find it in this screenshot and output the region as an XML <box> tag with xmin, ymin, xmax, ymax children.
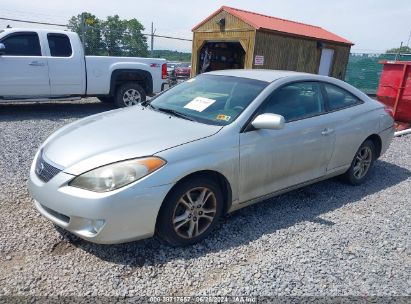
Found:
<box><xmin>198</xmin><ymin>41</ymin><xmax>245</xmax><ymax>74</ymax></box>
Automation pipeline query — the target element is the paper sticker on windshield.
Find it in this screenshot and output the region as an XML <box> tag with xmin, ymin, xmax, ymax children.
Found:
<box><xmin>184</xmin><ymin>97</ymin><xmax>216</xmax><ymax>112</ymax></box>
<box><xmin>216</xmin><ymin>114</ymin><xmax>231</xmax><ymax>122</ymax></box>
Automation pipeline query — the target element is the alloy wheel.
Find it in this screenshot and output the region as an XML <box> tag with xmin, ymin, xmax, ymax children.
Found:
<box><xmin>353</xmin><ymin>146</ymin><xmax>372</xmax><ymax>179</ymax></box>
<box><xmin>172</xmin><ymin>187</ymin><xmax>217</xmax><ymax>239</ymax></box>
<box><xmin>122</xmin><ymin>89</ymin><xmax>142</xmax><ymax>106</ymax></box>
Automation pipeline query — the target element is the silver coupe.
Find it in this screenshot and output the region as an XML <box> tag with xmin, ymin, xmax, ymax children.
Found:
<box><xmin>29</xmin><ymin>70</ymin><xmax>394</xmax><ymax>246</ymax></box>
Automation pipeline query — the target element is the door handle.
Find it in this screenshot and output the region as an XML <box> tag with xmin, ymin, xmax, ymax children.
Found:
<box><xmin>321</xmin><ymin>128</ymin><xmax>334</xmax><ymax>136</ymax></box>
<box><xmin>29</xmin><ymin>61</ymin><xmax>45</xmax><ymax>66</ymax></box>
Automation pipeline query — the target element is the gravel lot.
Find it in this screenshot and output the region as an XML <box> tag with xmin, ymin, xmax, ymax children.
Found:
<box><xmin>0</xmin><ymin>98</ymin><xmax>410</xmax><ymax>297</ymax></box>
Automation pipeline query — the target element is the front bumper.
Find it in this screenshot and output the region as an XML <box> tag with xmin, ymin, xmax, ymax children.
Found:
<box><xmin>175</xmin><ymin>72</ymin><xmax>190</xmax><ymax>78</ymax></box>
<box><xmin>29</xmin><ymin>166</ymin><xmax>173</xmax><ymax>244</ymax></box>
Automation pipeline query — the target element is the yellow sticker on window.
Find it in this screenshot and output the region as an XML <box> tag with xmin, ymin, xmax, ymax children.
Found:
<box><xmin>216</xmin><ymin>114</ymin><xmax>231</xmax><ymax>121</ymax></box>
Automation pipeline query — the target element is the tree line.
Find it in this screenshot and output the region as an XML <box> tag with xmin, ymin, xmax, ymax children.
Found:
<box><xmin>152</xmin><ymin>50</ymin><xmax>191</xmax><ymax>62</ymax></box>
<box><xmin>386</xmin><ymin>46</ymin><xmax>411</xmax><ymax>54</ymax></box>
<box><xmin>68</xmin><ymin>12</ymin><xmax>149</xmax><ymax>57</ymax></box>
<box><xmin>68</xmin><ymin>12</ymin><xmax>192</xmax><ymax>61</ymax></box>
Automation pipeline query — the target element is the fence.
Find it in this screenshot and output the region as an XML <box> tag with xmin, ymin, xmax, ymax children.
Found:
<box><xmin>345</xmin><ymin>53</ymin><xmax>411</xmax><ymax>95</ymax></box>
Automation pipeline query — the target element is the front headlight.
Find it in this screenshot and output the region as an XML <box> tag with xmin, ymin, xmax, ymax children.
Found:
<box><xmin>69</xmin><ymin>157</ymin><xmax>166</xmax><ymax>192</ymax></box>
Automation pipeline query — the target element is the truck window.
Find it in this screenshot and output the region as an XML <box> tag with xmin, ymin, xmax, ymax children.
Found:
<box><xmin>47</xmin><ymin>34</ymin><xmax>72</xmax><ymax>57</ymax></box>
<box><xmin>0</xmin><ymin>32</ymin><xmax>41</xmax><ymax>56</ymax></box>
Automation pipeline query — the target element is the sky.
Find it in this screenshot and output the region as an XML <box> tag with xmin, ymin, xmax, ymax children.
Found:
<box><xmin>1</xmin><ymin>0</ymin><xmax>410</xmax><ymax>53</ymax></box>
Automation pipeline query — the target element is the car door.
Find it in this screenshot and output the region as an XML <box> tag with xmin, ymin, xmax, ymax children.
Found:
<box><xmin>321</xmin><ymin>82</ymin><xmax>371</xmax><ymax>171</ymax></box>
<box><xmin>0</xmin><ymin>31</ymin><xmax>50</xmax><ymax>98</ymax></box>
<box><xmin>46</xmin><ymin>33</ymin><xmax>85</xmax><ymax>96</ymax></box>
<box><xmin>239</xmin><ymin>81</ymin><xmax>336</xmax><ymax>203</ymax></box>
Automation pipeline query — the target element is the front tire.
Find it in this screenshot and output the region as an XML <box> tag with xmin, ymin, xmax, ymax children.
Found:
<box><xmin>342</xmin><ymin>139</ymin><xmax>376</xmax><ymax>185</ymax></box>
<box><xmin>157</xmin><ymin>178</ymin><xmax>223</xmax><ymax>246</ymax></box>
<box><xmin>114</xmin><ymin>82</ymin><xmax>146</xmax><ymax>108</ymax></box>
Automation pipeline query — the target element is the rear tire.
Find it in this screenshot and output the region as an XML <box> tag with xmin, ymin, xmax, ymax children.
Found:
<box><xmin>342</xmin><ymin>139</ymin><xmax>376</xmax><ymax>186</ymax></box>
<box><xmin>157</xmin><ymin>177</ymin><xmax>223</xmax><ymax>247</ymax></box>
<box><xmin>114</xmin><ymin>82</ymin><xmax>146</xmax><ymax>108</ymax></box>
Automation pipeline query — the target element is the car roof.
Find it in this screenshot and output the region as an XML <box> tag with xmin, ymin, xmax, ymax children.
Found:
<box><xmin>205</xmin><ymin>69</ymin><xmax>371</xmax><ymax>102</ymax></box>
<box><xmin>1</xmin><ymin>28</ymin><xmax>73</xmax><ymax>35</ymax></box>
<box><xmin>206</xmin><ymin>69</ymin><xmax>314</xmax><ymax>83</ymax></box>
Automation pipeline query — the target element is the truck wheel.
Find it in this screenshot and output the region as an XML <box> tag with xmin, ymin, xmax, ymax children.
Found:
<box><xmin>115</xmin><ymin>83</ymin><xmax>146</xmax><ymax>108</ymax></box>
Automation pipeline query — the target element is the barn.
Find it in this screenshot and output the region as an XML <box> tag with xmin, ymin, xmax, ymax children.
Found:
<box><xmin>191</xmin><ymin>6</ymin><xmax>353</xmax><ymax>79</ymax></box>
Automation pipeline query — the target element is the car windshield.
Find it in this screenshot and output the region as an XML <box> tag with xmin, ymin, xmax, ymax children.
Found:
<box><xmin>149</xmin><ymin>74</ymin><xmax>268</xmax><ymax>126</ymax></box>
<box><xmin>179</xmin><ymin>63</ymin><xmax>190</xmax><ymax>68</ymax></box>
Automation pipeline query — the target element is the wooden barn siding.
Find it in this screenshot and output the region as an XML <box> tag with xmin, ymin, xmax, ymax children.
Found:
<box><xmin>253</xmin><ymin>31</ymin><xmax>351</xmax><ymax>79</ymax></box>
<box><xmin>194</xmin><ymin>10</ymin><xmax>254</xmax><ymax>32</ymax></box>
<box><xmin>192</xmin><ymin>10</ymin><xmax>351</xmax><ymax>78</ymax></box>
<box><xmin>329</xmin><ymin>45</ymin><xmax>351</xmax><ymax>79</ymax></box>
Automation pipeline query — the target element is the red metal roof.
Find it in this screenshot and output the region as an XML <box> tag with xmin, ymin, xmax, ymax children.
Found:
<box><xmin>192</xmin><ymin>6</ymin><xmax>353</xmax><ymax>45</ymax></box>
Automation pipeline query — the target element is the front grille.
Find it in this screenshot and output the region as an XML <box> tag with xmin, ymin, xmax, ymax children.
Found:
<box><xmin>35</xmin><ymin>152</ymin><xmax>62</xmax><ymax>183</ymax></box>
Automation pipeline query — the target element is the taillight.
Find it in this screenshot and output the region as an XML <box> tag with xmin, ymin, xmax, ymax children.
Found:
<box><xmin>384</xmin><ymin>106</ymin><xmax>394</xmax><ymax>118</ymax></box>
<box><xmin>162</xmin><ymin>63</ymin><xmax>167</xmax><ymax>79</ymax></box>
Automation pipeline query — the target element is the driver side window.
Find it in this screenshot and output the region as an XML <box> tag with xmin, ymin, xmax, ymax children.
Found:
<box><xmin>0</xmin><ymin>32</ymin><xmax>41</xmax><ymax>56</ymax></box>
<box><xmin>260</xmin><ymin>82</ymin><xmax>325</xmax><ymax>122</ymax></box>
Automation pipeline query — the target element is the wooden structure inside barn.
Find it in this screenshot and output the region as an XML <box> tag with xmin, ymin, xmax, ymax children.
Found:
<box><xmin>191</xmin><ymin>6</ymin><xmax>353</xmax><ymax>79</ymax></box>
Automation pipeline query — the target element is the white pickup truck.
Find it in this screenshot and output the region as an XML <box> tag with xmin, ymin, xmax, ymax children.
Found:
<box><xmin>0</xmin><ymin>28</ymin><xmax>168</xmax><ymax>107</ymax></box>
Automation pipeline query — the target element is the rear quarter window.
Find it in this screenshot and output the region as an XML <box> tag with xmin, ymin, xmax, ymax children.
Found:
<box><xmin>323</xmin><ymin>83</ymin><xmax>362</xmax><ymax>111</ymax></box>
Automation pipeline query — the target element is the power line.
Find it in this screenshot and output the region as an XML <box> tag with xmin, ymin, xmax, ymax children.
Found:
<box><xmin>85</xmin><ymin>24</ymin><xmax>192</xmax><ymax>41</ymax></box>
<box><xmin>0</xmin><ymin>16</ymin><xmax>192</xmax><ymax>41</ymax></box>
<box><xmin>351</xmin><ymin>48</ymin><xmax>387</xmax><ymax>53</ymax></box>
<box><xmin>150</xmin><ymin>34</ymin><xmax>191</xmax><ymax>42</ymax></box>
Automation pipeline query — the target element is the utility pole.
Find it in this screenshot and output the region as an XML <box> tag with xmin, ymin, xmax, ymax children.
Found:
<box><xmin>80</xmin><ymin>13</ymin><xmax>86</xmax><ymax>52</ymax></box>
<box><xmin>150</xmin><ymin>22</ymin><xmax>155</xmax><ymax>57</ymax></box>
<box><xmin>395</xmin><ymin>41</ymin><xmax>403</xmax><ymax>61</ymax></box>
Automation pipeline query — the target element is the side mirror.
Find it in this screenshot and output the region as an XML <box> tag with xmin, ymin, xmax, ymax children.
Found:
<box><xmin>251</xmin><ymin>113</ymin><xmax>285</xmax><ymax>130</ymax></box>
<box><xmin>0</xmin><ymin>43</ymin><xmax>5</xmax><ymax>55</ymax></box>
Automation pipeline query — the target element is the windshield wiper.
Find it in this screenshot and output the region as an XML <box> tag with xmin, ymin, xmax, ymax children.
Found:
<box><xmin>144</xmin><ymin>102</ymin><xmax>156</xmax><ymax>110</ymax></box>
<box><xmin>156</xmin><ymin>107</ymin><xmax>196</xmax><ymax>122</ymax></box>
<box><xmin>141</xmin><ymin>99</ymin><xmax>153</xmax><ymax>107</ymax></box>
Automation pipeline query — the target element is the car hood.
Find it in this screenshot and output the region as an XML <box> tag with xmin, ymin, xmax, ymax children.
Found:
<box><xmin>42</xmin><ymin>106</ymin><xmax>222</xmax><ymax>175</ymax></box>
